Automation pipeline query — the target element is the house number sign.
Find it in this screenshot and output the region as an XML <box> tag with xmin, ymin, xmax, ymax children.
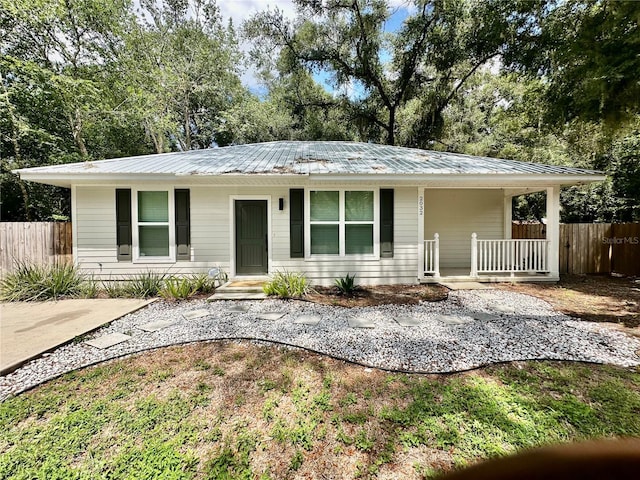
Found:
<box><xmin>418</xmin><ymin>195</ymin><xmax>424</xmax><ymax>216</ymax></box>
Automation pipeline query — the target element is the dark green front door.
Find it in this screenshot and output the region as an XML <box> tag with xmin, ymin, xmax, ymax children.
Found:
<box><xmin>235</xmin><ymin>200</ymin><xmax>268</xmax><ymax>275</ymax></box>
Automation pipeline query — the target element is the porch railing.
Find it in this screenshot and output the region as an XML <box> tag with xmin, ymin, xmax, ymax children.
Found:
<box><xmin>423</xmin><ymin>233</ymin><xmax>440</xmax><ymax>277</ymax></box>
<box><xmin>471</xmin><ymin>233</ymin><xmax>550</xmax><ymax>276</ymax></box>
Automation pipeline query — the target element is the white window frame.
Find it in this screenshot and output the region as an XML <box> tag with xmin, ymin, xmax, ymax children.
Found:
<box><xmin>304</xmin><ymin>188</ymin><xmax>379</xmax><ymax>260</ymax></box>
<box><xmin>132</xmin><ymin>188</ymin><xmax>176</xmax><ymax>263</ymax></box>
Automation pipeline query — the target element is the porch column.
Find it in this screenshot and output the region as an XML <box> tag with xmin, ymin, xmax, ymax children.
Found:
<box><xmin>503</xmin><ymin>193</ymin><xmax>512</xmax><ymax>239</ymax></box>
<box><xmin>546</xmin><ymin>186</ymin><xmax>560</xmax><ymax>278</ymax></box>
<box><xmin>417</xmin><ymin>187</ymin><xmax>425</xmax><ymax>280</ymax></box>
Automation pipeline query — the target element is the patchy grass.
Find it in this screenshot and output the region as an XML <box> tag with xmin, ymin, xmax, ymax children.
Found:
<box><xmin>499</xmin><ymin>274</ymin><xmax>640</xmax><ymax>330</ymax></box>
<box><xmin>1</xmin><ymin>342</ymin><xmax>639</xmax><ymax>479</ymax></box>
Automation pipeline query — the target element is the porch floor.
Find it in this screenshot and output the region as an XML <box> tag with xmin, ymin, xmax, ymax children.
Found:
<box><xmin>421</xmin><ymin>268</ymin><xmax>558</xmax><ymax>284</ymax></box>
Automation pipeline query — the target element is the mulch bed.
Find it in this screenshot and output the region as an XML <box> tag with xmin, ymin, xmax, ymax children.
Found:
<box><xmin>304</xmin><ymin>284</ymin><xmax>449</xmax><ymax>307</ymax></box>
<box><xmin>498</xmin><ymin>274</ymin><xmax>640</xmax><ymax>330</ymax></box>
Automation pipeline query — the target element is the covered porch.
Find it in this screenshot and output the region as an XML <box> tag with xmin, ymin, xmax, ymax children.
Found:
<box><xmin>417</xmin><ymin>186</ymin><xmax>560</xmax><ymax>283</ymax></box>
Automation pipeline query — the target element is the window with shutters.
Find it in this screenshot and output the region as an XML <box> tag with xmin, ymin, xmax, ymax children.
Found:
<box><xmin>132</xmin><ymin>189</ymin><xmax>175</xmax><ymax>262</ymax></box>
<box><xmin>306</xmin><ymin>189</ymin><xmax>378</xmax><ymax>258</ymax></box>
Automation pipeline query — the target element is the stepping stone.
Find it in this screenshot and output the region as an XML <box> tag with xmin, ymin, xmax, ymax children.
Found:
<box><xmin>256</xmin><ymin>312</ymin><xmax>285</xmax><ymax>321</ymax></box>
<box><xmin>183</xmin><ymin>309</ymin><xmax>210</xmax><ymax>320</ymax></box>
<box><xmin>473</xmin><ymin>312</ymin><xmax>500</xmax><ymax>321</ymax></box>
<box><xmin>84</xmin><ymin>332</ymin><xmax>131</xmax><ymax>349</ymax></box>
<box><xmin>293</xmin><ymin>314</ymin><xmax>321</xmax><ymax>326</ymax></box>
<box><xmin>436</xmin><ymin>314</ymin><xmax>474</xmax><ymax>325</ymax></box>
<box><xmin>139</xmin><ymin>320</ymin><xmax>174</xmax><ymax>332</ymax></box>
<box><xmin>348</xmin><ymin>316</ymin><xmax>375</xmax><ymax>328</ymax></box>
<box><xmin>227</xmin><ymin>305</ymin><xmax>250</xmax><ymax>313</ymax></box>
<box><xmin>396</xmin><ymin>315</ymin><xmax>422</xmax><ymax>327</ymax></box>
<box><xmin>493</xmin><ymin>304</ymin><xmax>516</xmax><ymax>315</ymax></box>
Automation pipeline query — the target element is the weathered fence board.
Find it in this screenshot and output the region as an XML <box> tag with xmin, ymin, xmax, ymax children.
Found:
<box><xmin>0</xmin><ymin>222</ymin><xmax>72</xmax><ymax>276</ymax></box>
<box><xmin>611</xmin><ymin>223</ymin><xmax>640</xmax><ymax>276</ymax></box>
<box><xmin>513</xmin><ymin>222</ymin><xmax>639</xmax><ymax>275</ymax></box>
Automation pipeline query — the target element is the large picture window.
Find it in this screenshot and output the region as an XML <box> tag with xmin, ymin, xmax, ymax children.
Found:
<box><xmin>308</xmin><ymin>190</ymin><xmax>376</xmax><ymax>256</ymax></box>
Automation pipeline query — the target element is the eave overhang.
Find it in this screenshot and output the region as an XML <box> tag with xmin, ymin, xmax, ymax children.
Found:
<box><xmin>15</xmin><ymin>170</ymin><xmax>607</xmax><ymax>189</ymax></box>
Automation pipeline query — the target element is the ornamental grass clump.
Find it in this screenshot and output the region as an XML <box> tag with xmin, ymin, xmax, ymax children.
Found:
<box><xmin>0</xmin><ymin>261</ymin><xmax>87</xmax><ymax>301</ymax></box>
<box><xmin>263</xmin><ymin>271</ymin><xmax>309</xmax><ymax>298</ymax></box>
<box><xmin>122</xmin><ymin>271</ymin><xmax>165</xmax><ymax>298</ymax></box>
<box><xmin>334</xmin><ymin>273</ymin><xmax>358</xmax><ymax>296</ymax></box>
<box><xmin>159</xmin><ymin>277</ymin><xmax>196</xmax><ymax>300</ymax></box>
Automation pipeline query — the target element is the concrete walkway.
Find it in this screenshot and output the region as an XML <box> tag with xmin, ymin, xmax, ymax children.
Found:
<box><xmin>0</xmin><ymin>299</ymin><xmax>154</xmax><ymax>374</ymax></box>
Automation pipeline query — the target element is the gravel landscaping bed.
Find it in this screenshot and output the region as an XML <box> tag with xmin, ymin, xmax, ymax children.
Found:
<box><xmin>2</xmin><ymin>290</ymin><xmax>639</xmax><ymax>400</ymax></box>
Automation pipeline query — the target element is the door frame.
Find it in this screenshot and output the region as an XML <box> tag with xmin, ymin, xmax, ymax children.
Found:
<box><xmin>229</xmin><ymin>195</ymin><xmax>272</xmax><ymax>278</ymax></box>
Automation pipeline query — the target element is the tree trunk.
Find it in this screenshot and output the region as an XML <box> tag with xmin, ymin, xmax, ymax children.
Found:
<box><xmin>69</xmin><ymin>109</ymin><xmax>89</xmax><ymax>158</ymax></box>
<box><xmin>386</xmin><ymin>107</ymin><xmax>396</xmax><ymax>146</ymax></box>
<box><xmin>183</xmin><ymin>101</ymin><xmax>191</xmax><ymax>150</ymax></box>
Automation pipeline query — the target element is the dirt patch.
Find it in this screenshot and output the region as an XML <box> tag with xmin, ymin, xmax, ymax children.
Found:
<box><xmin>304</xmin><ymin>284</ymin><xmax>449</xmax><ymax>307</ymax></box>
<box><xmin>498</xmin><ymin>274</ymin><xmax>640</xmax><ymax>333</ymax></box>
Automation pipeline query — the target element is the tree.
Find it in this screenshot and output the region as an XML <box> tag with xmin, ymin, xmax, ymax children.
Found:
<box><xmin>0</xmin><ymin>0</ymin><xmax>152</xmax><ymax>220</ymax></box>
<box><xmin>122</xmin><ymin>0</ymin><xmax>245</xmax><ymax>151</ymax></box>
<box><xmin>538</xmin><ymin>0</ymin><xmax>640</xmax><ymax>127</ymax></box>
<box><xmin>245</xmin><ymin>0</ymin><xmax>545</xmax><ymax>147</ymax></box>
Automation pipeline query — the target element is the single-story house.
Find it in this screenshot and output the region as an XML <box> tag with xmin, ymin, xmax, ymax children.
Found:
<box><xmin>16</xmin><ymin>141</ymin><xmax>605</xmax><ymax>285</ymax></box>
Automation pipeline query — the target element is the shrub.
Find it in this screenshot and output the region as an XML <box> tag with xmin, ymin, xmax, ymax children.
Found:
<box><xmin>159</xmin><ymin>277</ymin><xmax>196</xmax><ymax>301</ymax></box>
<box><xmin>190</xmin><ymin>273</ymin><xmax>217</xmax><ymax>294</ymax></box>
<box><xmin>263</xmin><ymin>271</ymin><xmax>309</xmax><ymax>298</ymax></box>
<box><xmin>122</xmin><ymin>271</ymin><xmax>165</xmax><ymax>298</ymax></box>
<box><xmin>0</xmin><ymin>261</ymin><xmax>87</xmax><ymax>301</ymax></box>
<box><xmin>102</xmin><ymin>280</ymin><xmax>128</xmax><ymax>298</ymax></box>
<box><xmin>334</xmin><ymin>273</ymin><xmax>358</xmax><ymax>296</ymax></box>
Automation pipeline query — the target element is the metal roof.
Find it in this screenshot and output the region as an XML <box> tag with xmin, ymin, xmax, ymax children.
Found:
<box><xmin>16</xmin><ymin>141</ymin><xmax>602</xmax><ymax>177</ymax></box>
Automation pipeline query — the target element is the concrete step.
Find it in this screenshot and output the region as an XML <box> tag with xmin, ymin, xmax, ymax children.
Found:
<box><xmin>215</xmin><ymin>280</ymin><xmax>265</xmax><ymax>294</ymax></box>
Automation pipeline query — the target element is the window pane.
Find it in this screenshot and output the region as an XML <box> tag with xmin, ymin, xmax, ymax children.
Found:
<box><xmin>346</xmin><ymin>224</ymin><xmax>373</xmax><ymax>254</ymax></box>
<box><xmin>311</xmin><ymin>224</ymin><xmax>339</xmax><ymax>254</ymax></box>
<box><xmin>138</xmin><ymin>191</ymin><xmax>168</xmax><ymax>222</ymax></box>
<box><xmin>310</xmin><ymin>191</ymin><xmax>339</xmax><ymax>221</ymax></box>
<box><xmin>345</xmin><ymin>191</ymin><xmax>373</xmax><ymax>221</ymax></box>
<box><xmin>139</xmin><ymin>225</ymin><xmax>169</xmax><ymax>256</ymax></box>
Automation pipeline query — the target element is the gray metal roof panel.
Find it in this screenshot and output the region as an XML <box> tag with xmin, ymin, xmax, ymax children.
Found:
<box><xmin>16</xmin><ymin>141</ymin><xmax>603</xmax><ymax>177</ymax></box>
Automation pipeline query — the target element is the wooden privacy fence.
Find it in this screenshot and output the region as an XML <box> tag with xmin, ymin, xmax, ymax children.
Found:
<box><xmin>512</xmin><ymin>222</ymin><xmax>640</xmax><ymax>276</ymax></box>
<box><xmin>0</xmin><ymin>222</ymin><xmax>72</xmax><ymax>276</ymax></box>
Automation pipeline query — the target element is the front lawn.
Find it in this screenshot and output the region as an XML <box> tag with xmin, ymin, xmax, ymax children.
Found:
<box><xmin>1</xmin><ymin>342</ymin><xmax>638</xmax><ymax>479</ymax></box>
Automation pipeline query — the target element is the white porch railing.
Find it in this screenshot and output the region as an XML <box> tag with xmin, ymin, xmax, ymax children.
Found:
<box><xmin>423</xmin><ymin>233</ymin><xmax>440</xmax><ymax>277</ymax></box>
<box><xmin>471</xmin><ymin>233</ymin><xmax>550</xmax><ymax>276</ymax></box>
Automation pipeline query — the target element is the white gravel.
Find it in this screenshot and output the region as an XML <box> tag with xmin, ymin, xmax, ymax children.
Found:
<box><xmin>1</xmin><ymin>290</ymin><xmax>639</xmax><ymax>400</ymax></box>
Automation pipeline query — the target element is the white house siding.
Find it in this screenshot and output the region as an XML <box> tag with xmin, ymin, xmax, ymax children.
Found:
<box><xmin>74</xmin><ymin>185</ymin><xmax>419</xmax><ymax>285</ymax></box>
<box><xmin>274</xmin><ymin>186</ymin><xmax>418</xmax><ymax>285</ymax></box>
<box><xmin>423</xmin><ymin>189</ymin><xmax>504</xmax><ymax>269</ymax></box>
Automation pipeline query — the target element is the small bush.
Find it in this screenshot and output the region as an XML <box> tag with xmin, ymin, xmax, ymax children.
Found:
<box><xmin>334</xmin><ymin>273</ymin><xmax>358</xmax><ymax>296</ymax></box>
<box><xmin>0</xmin><ymin>262</ymin><xmax>87</xmax><ymax>301</ymax></box>
<box><xmin>102</xmin><ymin>280</ymin><xmax>128</xmax><ymax>298</ymax></box>
<box><xmin>263</xmin><ymin>271</ymin><xmax>309</xmax><ymax>298</ymax></box>
<box><xmin>159</xmin><ymin>277</ymin><xmax>196</xmax><ymax>301</ymax></box>
<box><xmin>122</xmin><ymin>271</ymin><xmax>165</xmax><ymax>298</ymax></box>
<box><xmin>189</xmin><ymin>273</ymin><xmax>217</xmax><ymax>294</ymax></box>
<box><xmin>77</xmin><ymin>277</ymin><xmax>99</xmax><ymax>298</ymax></box>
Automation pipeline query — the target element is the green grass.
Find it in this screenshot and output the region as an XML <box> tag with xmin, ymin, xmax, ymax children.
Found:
<box><xmin>1</xmin><ymin>343</ymin><xmax>638</xmax><ymax>479</ymax></box>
